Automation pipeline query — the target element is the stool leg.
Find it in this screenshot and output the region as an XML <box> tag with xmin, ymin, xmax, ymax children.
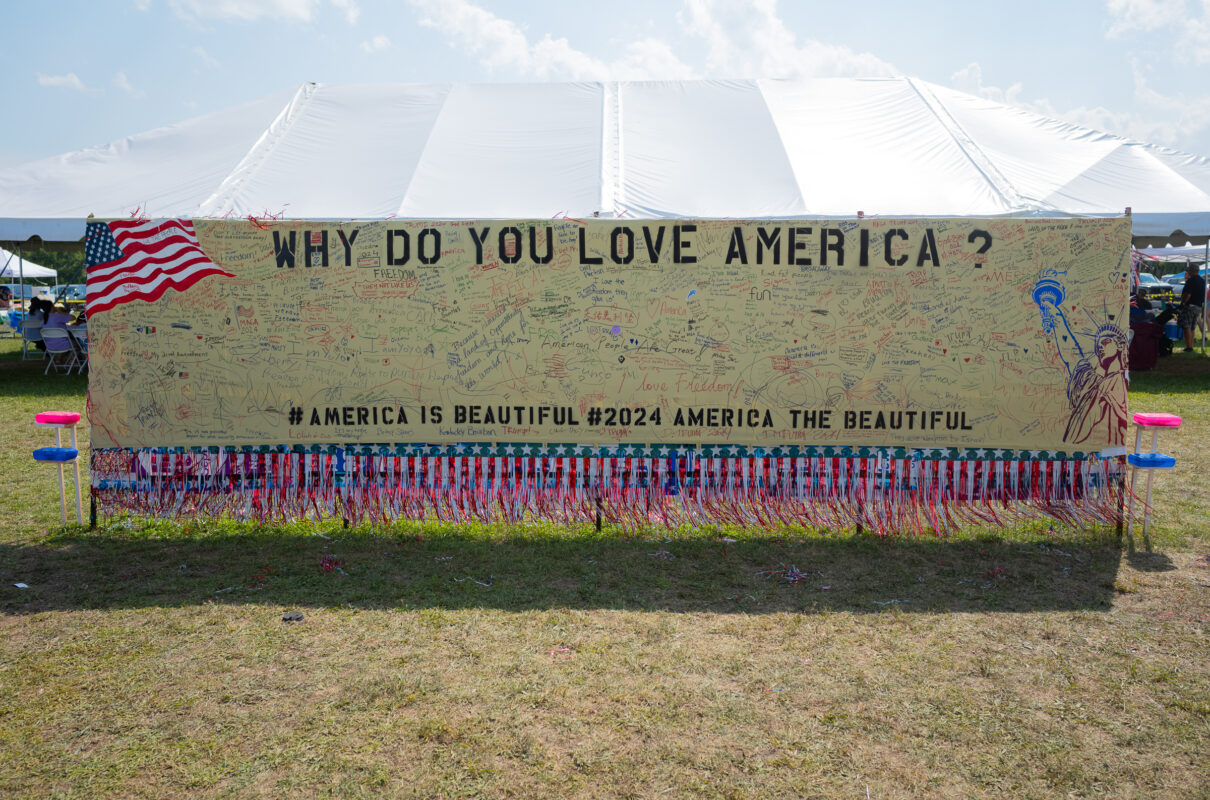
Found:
<box><xmin>1142</xmin><ymin>469</ymin><xmax>1156</xmax><ymax>551</ymax></box>
<box><xmin>1126</xmin><ymin>466</ymin><xmax>1137</xmax><ymax>550</ymax></box>
<box><xmin>57</xmin><ymin>462</ymin><xmax>67</xmax><ymax>525</ymax></box>
<box><xmin>71</xmin><ymin>426</ymin><xmax>82</xmax><ymax>524</ymax></box>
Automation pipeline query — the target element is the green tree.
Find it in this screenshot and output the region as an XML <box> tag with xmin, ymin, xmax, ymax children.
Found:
<box><xmin>12</xmin><ymin>250</ymin><xmax>86</xmax><ymax>284</ymax></box>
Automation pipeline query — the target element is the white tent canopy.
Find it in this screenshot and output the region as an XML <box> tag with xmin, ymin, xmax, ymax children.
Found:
<box><xmin>2</xmin><ymin>78</ymin><xmax>1208</xmax><ymax>245</ymax></box>
<box><xmin>0</xmin><ymin>246</ymin><xmax>57</xmax><ymax>279</ymax></box>
<box><xmin>1136</xmin><ymin>244</ymin><xmax>1209</xmax><ymax>261</ymax></box>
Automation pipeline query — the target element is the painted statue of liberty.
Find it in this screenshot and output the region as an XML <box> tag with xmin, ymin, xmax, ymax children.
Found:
<box><xmin>1033</xmin><ymin>270</ymin><xmax>1128</xmax><ymax>447</ymax></box>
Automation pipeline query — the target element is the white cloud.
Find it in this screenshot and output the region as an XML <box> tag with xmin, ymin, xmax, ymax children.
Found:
<box><xmin>193</xmin><ymin>46</ymin><xmax>219</xmax><ymax>68</ymax></box>
<box><xmin>678</xmin><ymin>0</ymin><xmax>897</xmax><ymax>78</ymax></box>
<box><xmin>170</xmin><ymin>0</ymin><xmax>358</xmax><ymax>24</ymax></box>
<box><xmin>134</xmin><ymin>0</ymin><xmax>153</xmax><ymax>10</ymax></box>
<box><xmin>408</xmin><ymin>0</ymin><xmax>897</xmax><ymax>82</ymax></box>
<box><xmin>37</xmin><ymin>72</ymin><xmax>87</xmax><ymax>91</ymax></box>
<box><xmin>1105</xmin><ymin>0</ymin><xmax>1188</xmax><ymax>37</ymax></box>
<box><xmin>950</xmin><ymin>62</ymin><xmax>1024</xmax><ymax>105</ymax></box>
<box><xmin>408</xmin><ymin>0</ymin><xmax>694</xmax><ymax>80</ymax></box>
<box><xmin>1105</xmin><ymin>0</ymin><xmax>1210</xmax><ymax>62</ymax></box>
<box><xmin>332</xmin><ymin>0</ymin><xmax>360</xmax><ymax>24</ymax></box>
<box><xmin>360</xmin><ymin>34</ymin><xmax>391</xmax><ymax>53</ymax></box>
<box><xmin>113</xmin><ymin>71</ymin><xmax>144</xmax><ymax>96</ymax></box>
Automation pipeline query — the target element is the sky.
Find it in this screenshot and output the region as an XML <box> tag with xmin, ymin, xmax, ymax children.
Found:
<box><xmin>2</xmin><ymin>0</ymin><xmax>1209</xmax><ymax>169</ymax></box>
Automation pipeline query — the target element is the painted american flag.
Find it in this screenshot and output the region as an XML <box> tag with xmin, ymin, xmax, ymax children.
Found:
<box><xmin>85</xmin><ymin>219</ymin><xmax>232</xmax><ymax>315</ymax></box>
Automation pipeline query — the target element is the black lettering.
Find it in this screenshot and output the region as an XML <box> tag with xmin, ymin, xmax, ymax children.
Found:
<box><xmin>357</xmin><ymin>407</ymin><xmax>369</xmax><ymax>425</ymax></box>
<box><xmin>469</xmin><ymin>405</ymin><xmax>482</xmax><ymax>424</ymax></box>
<box><xmin>757</xmin><ymin>227</ymin><xmax>781</xmax><ymax>264</ymax></box>
<box><xmin>337</xmin><ymin>228</ymin><xmax>358</xmax><ymax>266</ymax></box>
<box><xmin>470</xmin><ymin>227</ymin><xmax>490</xmax><ymax>264</ymax></box>
<box><xmin>642</xmin><ymin>226</ymin><xmax>665</xmax><ymax>263</ymax></box>
<box><xmin>579</xmin><ymin>227</ymin><xmax>603</xmax><ymax>264</ymax></box>
<box><xmin>860</xmin><ymin>410</ymin><xmax>871</xmax><ymax>429</ymax></box>
<box><xmin>386</xmin><ymin>230</ymin><xmax>410</xmax><ymax>266</ymax></box>
<box><xmin>429</xmin><ymin>406</ymin><xmax>442</xmax><ymax>424</ymax></box>
<box><xmin>382</xmin><ymin>406</ymin><xmax>395</xmax><ymax>424</ymax></box>
<box><xmin>860</xmin><ymin>228</ymin><xmax>870</xmax><ymax>267</ymax></box>
<box><xmin>418</xmin><ymin>228</ymin><xmax>441</xmax><ymax>265</ymax></box>
<box><xmin>342</xmin><ymin>407</ymin><xmax>354</xmax><ymax>426</ymax></box>
<box><xmin>821</xmin><ymin>228</ymin><xmax>844</xmax><ymax>266</ymax></box>
<box><xmin>499</xmin><ymin>227</ymin><xmax>522</xmax><ymax>264</ymax></box>
<box><xmin>726</xmin><ymin>227</ymin><xmax>748</xmax><ymax>264</ymax></box>
<box><xmin>529</xmin><ymin>226</ymin><xmax>553</xmax><ymax>264</ymax></box>
<box><xmin>916</xmin><ymin>228</ymin><xmax>940</xmax><ymax>267</ymax></box>
<box><xmin>844</xmin><ymin>410</ymin><xmax>857</xmax><ymax>428</ymax></box>
<box><xmin>272</xmin><ymin>231</ymin><xmax>296</xmax><ymax>268</ymax></box>
<box><xmin>305</xmin><ymin>230</ymin><xmax>328</xmax><ymax>268</ymax></box>
<box><xmin>688</xmin><ymin>408</ymin><xmax>704</xmax><ymax>426</ymax></box>
<box><xmin>789</xmin><ymin>227</ymin><xmax>811</xmax><ymax>266</ymax></box>
<box><xmin>610</xmin><ymin>227</ymin><xmax>635</xmax><ymax>265</ymax></box>
<box><xmin>762</xmin><ymin>410</ymin><xmax>773</xmax><ymax>427</ymax></box>
<box><xmin>309</xmin><ymin>409</ymin><xmax>320</xmax><ymax>425</ymax></box>
<box><xmin>674</xmin><ymin>224</ymin><xmax>697</xmax><ymax>264</ymax></box>
<box><xmin>324</xmin><ymin>408</ymin><xmax>340</xmax><ymax>425</ymax></box>
<box><xmin>962</xmin><ymin>412</ymin><xmax>973</xmax><ymax>430</ymax></box>
<box><xmin>884</xmin><ymin>229</ymin><xmax>908</xmax><ymax>266</ymax></box>
<box><xmin>874</xmin><ymin>411</ymin><xmax>886</xmax><ymax>429</ymax></box>
<box><xmin>455</xmin><ymin>405</ymin><xmax>467</xmax><ymax>424</ymax></box>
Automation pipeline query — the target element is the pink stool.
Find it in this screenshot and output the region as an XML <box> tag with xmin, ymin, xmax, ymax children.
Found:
<box><xmin>34</xmin><ymin>411</ymin><xmax>83</xmax><ymax>524</ymax></box>
<box><xmin>1128</xmin><ymin>412</ymin><xmax>1181</xmax><ymax>547</ymax></box>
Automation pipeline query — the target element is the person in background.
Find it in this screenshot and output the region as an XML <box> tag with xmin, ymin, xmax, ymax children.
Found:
<box><xmin>1178</xmin><ymin>263</ymin><xmax>1206</xmax><ymax>352</ymax></box>
<box><xmin>1130</xmin><ymin>289</ymin><xmax>1152</xmax><ymax>321</ymax></box>
<box><xmin>44</xmin><ymin>303</ymin><xmax>73</xmax><ymax>330</ymax></box>
<box><xmin>31</xmin><ymin>297</ymin><xmax>52</xmax><ymax>324</ymax></box>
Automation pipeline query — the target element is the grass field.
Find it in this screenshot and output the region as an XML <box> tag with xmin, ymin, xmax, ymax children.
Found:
<box><xmin>1</xmin><ymin>336</ymin><xmax>1208</xmax><ymax>799</ymax></box>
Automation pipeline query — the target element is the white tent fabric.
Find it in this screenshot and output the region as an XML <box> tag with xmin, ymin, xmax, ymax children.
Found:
<box><xmin>1136</xmin><ymin>244</ymin><xmax>1209</xmax><ymax>261</ymax></box>
<box><xmin>0</xmin><ymin>246</ymin><xmax>57</xmax><ymax>279</ymax></box>
<box><xmin>2</xmin><ymin>78</ymin><xmax>1208</xmax><ymax>244</ymax></box>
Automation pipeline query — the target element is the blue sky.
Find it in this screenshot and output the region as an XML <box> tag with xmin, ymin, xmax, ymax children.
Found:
<box><xmin>3</xmin><ymin>0</ymin><xmax>1209</xmax><ymax>168</ymax></box>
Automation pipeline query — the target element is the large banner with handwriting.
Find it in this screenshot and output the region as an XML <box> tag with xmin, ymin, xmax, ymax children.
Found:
<box><xmin>85</xmin><ymin>217</ymin><xmax>1130</xmax><ymax>451</ymax></box>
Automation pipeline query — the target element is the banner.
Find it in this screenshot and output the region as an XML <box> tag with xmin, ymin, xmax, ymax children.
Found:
<box><xmin>86</xmin><ymin>217</ymin><xmax>1130</xmax><ymax>453</ymax></box>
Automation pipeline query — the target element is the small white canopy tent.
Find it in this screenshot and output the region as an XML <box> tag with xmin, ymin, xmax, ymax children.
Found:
<box><xmin>1136</xmin><ymin>245</ymin><xmax>1208</xmax><ymax>262</ymax></box>
<box><xmin>0</xmin><ymin>246</ymin><xmax>58</xmax><ymax>280</ymax></box>
<box><xmin>1</xmin><ymin>78</ymin><xmax>1208</xmax><ymax>246</ymax></box>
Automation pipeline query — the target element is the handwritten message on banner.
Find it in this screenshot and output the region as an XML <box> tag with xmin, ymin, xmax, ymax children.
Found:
<box><xmin>87</xmin><ymin>217</ymin><xmax>1131</xmax><ymax>451</ymax></box>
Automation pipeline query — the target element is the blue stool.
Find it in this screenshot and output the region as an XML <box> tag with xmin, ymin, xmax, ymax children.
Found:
<box><xmin>33</xmin><ymin>411</ymin><xmax>83</xmax><ymax>524</ymax></box>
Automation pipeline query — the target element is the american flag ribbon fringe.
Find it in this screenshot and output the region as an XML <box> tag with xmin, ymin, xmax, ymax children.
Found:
<box><xmin>89</xmin><ymin>447</ymin><xmax>1133</xmax><ymax>534</ymax></box>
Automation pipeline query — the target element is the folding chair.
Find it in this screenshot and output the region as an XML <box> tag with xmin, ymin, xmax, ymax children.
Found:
<box><xmin>21</xmin><ymin>318</ymin><xmax>44</xmax><ymax>359</ymax></box>
<box><xmin>42</xmin><ymin>328</ymin><xmax>76</xmax><ymax>375</ymax></box>
<box><xmin>70</xmin><ymin>327</ymin><xmax>89</xmax><ymax>374</ymax></box>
